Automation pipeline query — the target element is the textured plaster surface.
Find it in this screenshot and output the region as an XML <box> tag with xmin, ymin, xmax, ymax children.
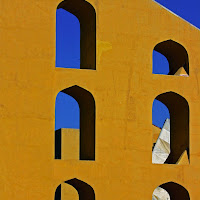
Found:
<box><xmin>0</xmin><ymin>0</ymin><xmax>200</xmax><ymax>199</ymax></box>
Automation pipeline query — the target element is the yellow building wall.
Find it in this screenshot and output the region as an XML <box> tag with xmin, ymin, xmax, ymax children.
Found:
<box><xmin>61</xmin><ymin>128</ymin><xmax>79</xmax><ymax>160</ymax></box>
<box><xmin>0</xmin><ymin>0</ymin><xmax>200</xmax><ymax>199</ymax></box>
<box><xmin>61</xmin><ymin>182</ymin><xmax>79</xmax><ymax>200</ymax></box>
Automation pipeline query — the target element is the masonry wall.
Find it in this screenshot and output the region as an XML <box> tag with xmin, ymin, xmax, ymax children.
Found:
<box><xmin>0</xmin><ymin>0</ymin><xmax>200</xmax><ymax>199</ymax></box>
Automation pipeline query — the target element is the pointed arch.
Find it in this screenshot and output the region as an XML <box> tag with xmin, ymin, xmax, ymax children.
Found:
<box><xmin>57</xmin><ymin>0</ymin><xmax>96</xmax><ymax>69</ymax></box>
<box><xmin>55</xmin><ymin>85</ymin><xmax>95</xmax><ymax>160</ymax></box>
<box><xmin>55</xmin><ymin>178</ymin><xmax>95</xmax><ymax>200</ymax></box>
<box><xmin>153</xmin><ymin>40</ymin><xmax>189</xmax><ymax>76</ymax></box>
<box><xmin>153</xmin><ymin>91</ymin><xmax>189</xmax><ymax>164</ymax></box>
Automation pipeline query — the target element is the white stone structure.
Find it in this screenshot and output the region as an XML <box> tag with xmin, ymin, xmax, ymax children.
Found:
<box><xmin>152</xmin><ymin>187</ymin><xmax>170</xmax><ymax>200</ymax></box>
<box><xmin>152</xmin><ymin>118</ymin><xmax>170</xmax><ymax>164</ymax></box>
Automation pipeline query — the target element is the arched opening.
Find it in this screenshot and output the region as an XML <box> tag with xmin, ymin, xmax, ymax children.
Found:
<box><xmin>152</xmin><ymin>92</ymin><xmax>189</xmax><ymax>164</ymax></box>
<box><xmin>153</xmin><ymin>40</ymin><xmax>189</xmax><ymax>76</ymax></box>
<box><xmin>153</xmin><ymin>182</ymin><xmax>190</xmax><ymax>200</ymax></box>
<box><xmin>55</xmin><ymin>178</ymin><xmax>95</xmax><ymax>200</ymax></box>
<box><xmin>56</xmin><ymin>0</ymin><xmax>96</xmax><ymax>69</ymax></box>
<box><xmin>55</xmin><ymin>85</ymin><xmax>95</xmax><ymax>160</ymax></box>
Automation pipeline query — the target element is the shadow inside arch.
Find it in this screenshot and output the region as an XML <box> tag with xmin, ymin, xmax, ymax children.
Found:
<box><xmin>160</xmin><ymin>182</ymin><xmax>190</xmax><ymax>200</ymax></box>
<box><xmin>153</xmin><ymin>39</ymin><xmax>189</xmax><ymax>76</ymax></box>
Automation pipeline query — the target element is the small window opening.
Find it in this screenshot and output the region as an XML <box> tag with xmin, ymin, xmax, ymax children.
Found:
<box><xmin>56</xmin><ymin>0</ymin><xmax>96</xmax><ymax>69</ymax></box>
<box><xmin>153</xmin><ymin>40</ymin><xmax>189</xmax><ymax>76</ymax></box>
<box><xmin>55</xmin><ymin>85</ymin><xmax>95</xmax><ymax>160</ymax></box>
<box><xmin>152</xmin><ymin>92</ymin><xmax>189</xmax><ymax>164</ymax></box>
<box><xmin>153</xmin><ymin>182</ymin><xmax>190</xmax><ymax>200</ymax></box>
<box><xmin>55</xmin><ymin>178</ymin><xmax>95</xmax><ymax>200</ymax></box>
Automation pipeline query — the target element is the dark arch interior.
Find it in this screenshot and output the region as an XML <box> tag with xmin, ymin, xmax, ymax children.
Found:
<box><xmin>155</xmin><ymin>91</ymin><xmax>189</xmax><ymax>164</ymax></box>
<box><xmin>57</xmin><ymin>0</ymin><xmax>96</xmax><ymax>70</ymax></box>
<box><xmin>154</xmin><ymin>40</ymin><xmax>189</xmax><ymax>75</ymax></box>
<box><xmin>55</xmin><ymin>178</ymin><xmax>95</xmax><ymax>200</ymax></box>
<box><xmin>55</xmin><ymin>85</ymin><xmax>95</xmax><ymax>160</ymax></box>
<box><xmin>160</xmin><ymin>182</ymin><xmax>190</xmax><ymax>200</ymax></box>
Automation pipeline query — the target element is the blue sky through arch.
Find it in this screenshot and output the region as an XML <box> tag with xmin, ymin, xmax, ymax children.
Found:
<box><xmin>56</xmin><ymin>8</ymin><xmax>80</xmax><ymax>69</ymax></box>
<box><xmin>153</xmin><ymin>50</ymin><xmax>169</xmax><ymax>75</ymax></box>
<box><xmin>152</xmin><ymin>99</ymin><xmax>170</xmax><ymax>128</ymax></box>
<box><xmin>55</xmin><ymin>92</ymin><xmax>80</xmax><ymax>130</ymax></box>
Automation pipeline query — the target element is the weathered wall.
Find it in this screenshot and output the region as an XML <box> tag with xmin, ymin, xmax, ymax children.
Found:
<box><xmin>0</xmin><ymin>0</ymin><xmax>200</xmax><ymax>199</ymax></box>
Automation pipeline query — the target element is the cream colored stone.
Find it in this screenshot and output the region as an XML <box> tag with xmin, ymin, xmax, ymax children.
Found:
<box><xmin>152</xmin><ymin>119</ymin><xmax>170</xmax><ymax>164</ymax></box>
<box><xmin>153</xmin><ymin>187</ymin><xmax>170</xmax><ymax>200</ymax></box>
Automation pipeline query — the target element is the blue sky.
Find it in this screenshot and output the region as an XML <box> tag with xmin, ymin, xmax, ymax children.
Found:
<box><xmin>154</xmin><ymin>0</ymin><xmax>200</xmax><ymax>29</ymax></box>
<box><xmin>55</xmin><ymin>1</ymin><xmax>200</xmax><ymax>130</ymax></box>
<box><xmin>56</xmin><ymin>9</ymin><xmax>80</xmax><ymax>69</ymax></box>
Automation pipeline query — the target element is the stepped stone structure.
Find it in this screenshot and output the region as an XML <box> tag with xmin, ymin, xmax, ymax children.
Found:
<box><xmin>0</xmin><ymin>0</ymin><xmax>200</xmax><ymax>199</ymax></box>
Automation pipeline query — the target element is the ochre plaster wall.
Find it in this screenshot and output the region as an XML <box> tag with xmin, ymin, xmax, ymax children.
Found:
<box><xmin>0</xmin><ymin>0</ymin><xmax>200</xmax><ymax>199</ymax></box>
<box><xmin>61</xmin><ymin>128</ymin><xmax>79</xmax><ymax>160</ymax></box>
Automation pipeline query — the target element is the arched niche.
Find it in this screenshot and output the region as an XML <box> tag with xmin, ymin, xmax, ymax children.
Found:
<box><xmin>153</xmin><ymin>91</ymin><xmax>189</xmax><ymax>164</ymax></box>
<box><xmin>153</xmin><ymin>40</ymin><xmax>189</xmax><ymax>76</ymax></box>
<box><xmin>55</xmin><ymin>178</ymin><xmax>95</xmax><ymax>200</ymax></box>
<box><xmin>57</xmin><ymin>0</ymin><xmax>96</xmax><ymax>70</ymax></box>
<box><xmin>153</xmin><ymin>182</ymin><xmax>190</xmax><ymax>200</ymax></box>
<box><xmin>55</xmin><ymin>85</ymin><xmax>95</xmax><ymax>160</ymax></box>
